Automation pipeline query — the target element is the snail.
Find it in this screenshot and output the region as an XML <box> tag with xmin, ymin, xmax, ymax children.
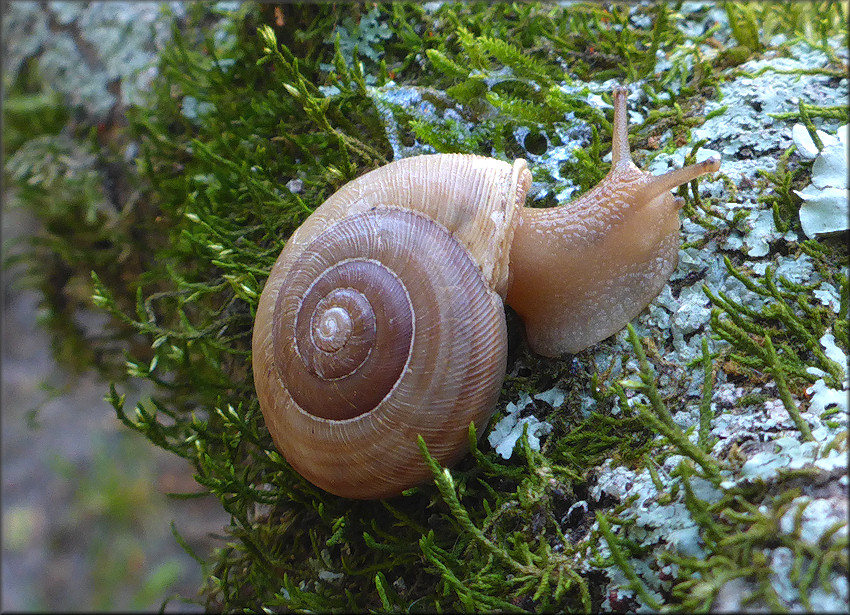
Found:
<box><xmin>252</xmin><ymin>85</ymin><xmax>720</xmax><ymax>499</ymax></box>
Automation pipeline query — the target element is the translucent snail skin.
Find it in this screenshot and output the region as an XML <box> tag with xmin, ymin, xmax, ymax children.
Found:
<box><xmin>252</xmin><ymin>85</ymin><xmax>720</xmax><ymax>498</ymax></box>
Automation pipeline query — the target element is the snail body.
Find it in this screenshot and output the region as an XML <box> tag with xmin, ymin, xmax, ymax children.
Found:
<box><xmin>253</xmin><ymin>86</ymin><xmax>720</xmax><ymax>498</ymax></box>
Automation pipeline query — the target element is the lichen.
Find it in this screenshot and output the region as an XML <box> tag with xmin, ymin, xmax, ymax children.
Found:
<box><xmin>794</xmin><ymin>123</ymin><xmax>849</xmax><ymax>237</ymax></box>
<box><xmin>487</xmin><ymin>390</ymin><xmax>559</xmax><ymax>460</ymax></box>
<box><xmin>3</xmin><ymin>2</ymin><xmax>188</xmax><ymax>117</ymax></box>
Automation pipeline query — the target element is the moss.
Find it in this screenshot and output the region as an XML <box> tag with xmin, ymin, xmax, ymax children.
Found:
<box><xmin>8</xmin><ymin>1</ymin><xmax>849</xmax><ymax>611</ymax></box>
<box><xmin>2</xmin><ymin>59</ymin><xmax>69</xmax><ymax>157</ymax></box>
<box><xmin>3</xmin><ymin>92</ymin><xmax>146</xmax><ymax>377</ymax></box>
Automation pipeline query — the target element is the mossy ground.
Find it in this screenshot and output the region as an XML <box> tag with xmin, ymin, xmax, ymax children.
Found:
<box><xmin>4</xmin><ymin>2</ymin><xmax>848</xmax><ymax>612</ymax></box>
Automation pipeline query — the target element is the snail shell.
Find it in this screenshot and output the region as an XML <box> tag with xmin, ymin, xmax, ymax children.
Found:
<box><xmin>253</xmin><ymin>156</ymin><xmax>530</xmax><ymax>499</ymax></box>
<box><xmin>252</xmin><ymin>86</ymin><xmax>720</xmax><ymax>499</ymax></box>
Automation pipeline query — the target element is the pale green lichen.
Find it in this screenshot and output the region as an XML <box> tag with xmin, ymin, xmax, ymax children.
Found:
<box><xmin>488</xmin><ymin>390</ymin><xmax>560</xmax><ymax>460</ymax></box>
<box><xmin>794</xmin><ymin>123</ymin><xmax>849</xmax><ymax>237</ymax></box>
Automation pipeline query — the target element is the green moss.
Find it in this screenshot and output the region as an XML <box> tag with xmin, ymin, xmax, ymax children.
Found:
<box><xmin>2</xmin><ymin>59</ymin><xmax>69</xmax><ymax>158</ymax></box>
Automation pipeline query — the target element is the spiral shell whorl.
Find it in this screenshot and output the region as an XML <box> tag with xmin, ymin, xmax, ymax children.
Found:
<box><xmin>275</xmin><ymin>254</ymin><xmax>413</xmax><ymax>421</ymax></box>
<box><xmin>254</xmin><ymin>206</ymin><xmax>508</xmax><ymax>499</ymax></box>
